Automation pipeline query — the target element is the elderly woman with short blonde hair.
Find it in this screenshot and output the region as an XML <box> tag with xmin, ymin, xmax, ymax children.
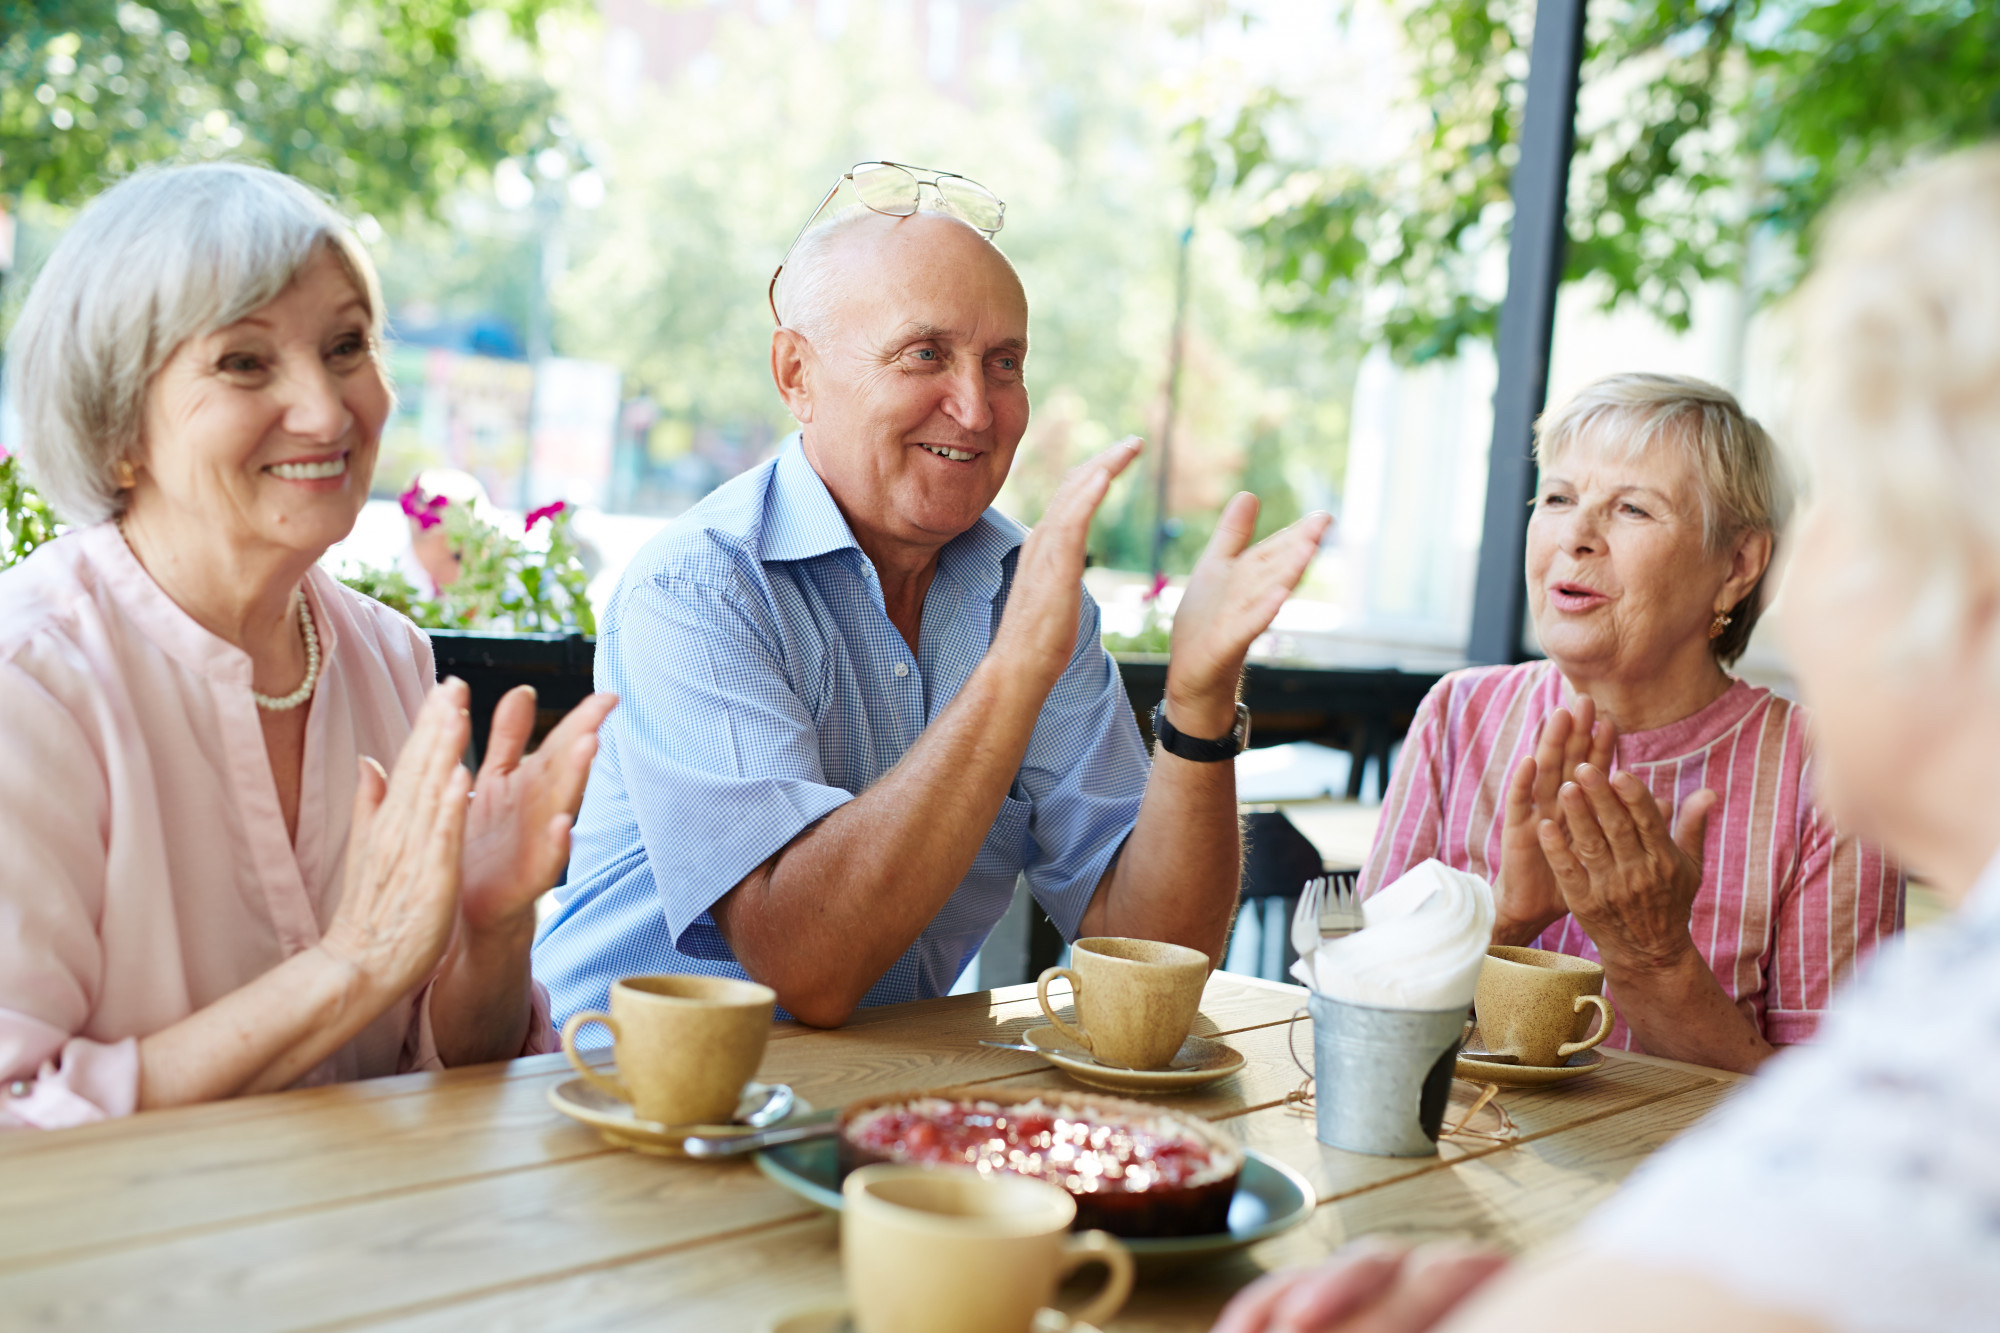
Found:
<box><xmin>1362</xmin><ymin>371</ymin><xmax>1901</xmax><ymax>1073</ymax></box>
<box><xmin>1216</xmin><ymin>139</ymin><xmax>2000</xmax><ymax>1333</ymax></box>
<box><xmin>0</xmin><ymin>163</ymin><xmax>613</xmax><ymax>1128</ymax></box>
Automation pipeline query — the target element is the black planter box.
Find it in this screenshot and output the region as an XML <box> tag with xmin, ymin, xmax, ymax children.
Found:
<box><xmin>427</xmin><ymin>631</ymin><xmax>1440</xmax><ymax>795</ymax></box>
<box><xmin>428</xmin><ymin>630</ymin><xmax>597</xmax><ymax>765</ymax></box>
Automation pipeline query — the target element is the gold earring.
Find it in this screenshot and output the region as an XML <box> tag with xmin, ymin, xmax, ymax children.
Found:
<box><xmin>1708</xmin><ymin>610</ymin><xmax>1734</xmax><ymax>640</ymax></box>
<box><xmin>115</xmin><ymin>460</ymin><xmax>137</xmax><ymax>489</ymax></box>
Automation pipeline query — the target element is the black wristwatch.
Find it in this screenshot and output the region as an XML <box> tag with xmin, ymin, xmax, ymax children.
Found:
<box><xmin>1151</xmin><ymin>701</ymin><xmax>1251</xmax><ymax>762</ymax></box>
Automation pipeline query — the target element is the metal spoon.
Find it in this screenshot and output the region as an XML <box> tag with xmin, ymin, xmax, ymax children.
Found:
<box><xmin>682</xmin><ymin>1117</ymin><xmax>837</xmax><ymax>1158</ymax></box>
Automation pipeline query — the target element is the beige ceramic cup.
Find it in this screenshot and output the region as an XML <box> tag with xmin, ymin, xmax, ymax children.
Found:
<box><xmin>1036</xmin><ymin>936</ymin><xmax>1209</xmax><ymax>1070</ymax></box>
<box><xmin>842</xmin><ymin>1165</ymin><xmax>1134</xmax><ymax>1333</ymax></box>
<box><xmin>1474</xmin><ymin>946</ymin><xmax>1616</xmax><ymax>1067</ymax></box>
<box><xmin>560</xmin><ymin>974</ymin><xmax>776</xmax><ymax>1126</ymax></box>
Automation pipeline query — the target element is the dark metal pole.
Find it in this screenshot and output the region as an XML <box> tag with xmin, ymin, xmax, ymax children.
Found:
<box><xmin>1467</xmin><ymin>0</ymin><xmax>1587</xmax><ymax>665</ymax></box>
<box><xmin>1151</xmin><ymin>224</ymin><xmax>1195</xmax><ymax>583</ymax></box>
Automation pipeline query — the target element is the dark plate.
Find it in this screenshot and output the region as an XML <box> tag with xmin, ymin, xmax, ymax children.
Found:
<box><xmin>754</xmin><ymin>1138</ymin><xmax>1315</xmax><ymax>1261</ymax></box>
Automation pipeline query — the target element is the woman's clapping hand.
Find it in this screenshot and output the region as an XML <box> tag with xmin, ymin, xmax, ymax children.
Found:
<box><xmin>1496</xmin><ymin>699</ymin><xmax>1616</xmax><ymax>945</ymax></box>
<box><xmin>459</xmin><ymin>685</ymin><xmax>618</xmax><ymax>939</ymax></box>
<box><xmin>319</xmin><ymin>679</ymin><xmax>474</xmax><ymax>997</ymax></box>
<box><xmin>1212</xmin><ymin>1240</ymin><xmax>1508</xmax><ymax>1333</ymax></box>
<box><xmin>1539</xmin><ymin>764</ymin><xmax>1716</xmax><ymax>976</ymax></box>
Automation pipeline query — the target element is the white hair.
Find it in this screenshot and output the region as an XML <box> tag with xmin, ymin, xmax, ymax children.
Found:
<box><xmin>1534</xmin><ymin>372</ymin><xmax>1793</xmax><ymax>664</ymax></box>
<box><xmin>1792</xmin><ymin>147</ymin><xmax>2000</xmax><ymax>668</ymax></box>
<box><xmin>5</xmin><ymin>162</ymin><xmax>385</xmax><ymax>524</ymax></box>
<box><xmin>770</xmin><ymin>205</ymin><xmax>1018</xmax><ymax>345</ymax></box>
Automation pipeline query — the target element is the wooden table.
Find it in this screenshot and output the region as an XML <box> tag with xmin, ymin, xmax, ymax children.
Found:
<box><xmin>0</xmin><ymin>975</ymin><xmax>1741</xmax><ymax>1331</ymax></box>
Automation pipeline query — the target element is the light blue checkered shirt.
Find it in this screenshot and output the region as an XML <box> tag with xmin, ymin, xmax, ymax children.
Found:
<box><xmin>534</xmin><ymin>434</ymin><xmax>1150</xmax><ymax>1034</ymax></box>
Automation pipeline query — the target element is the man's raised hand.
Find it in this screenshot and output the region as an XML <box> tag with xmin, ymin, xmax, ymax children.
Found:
<box><xmin>992</xmin><ymin>436</ymin><xmax>1144</xmax><ymax>690</ymax></box>
<box><xmin>1165</xmin><ymin>493</ymin><xmax>1333</xmax><ymax>736</ymax></box>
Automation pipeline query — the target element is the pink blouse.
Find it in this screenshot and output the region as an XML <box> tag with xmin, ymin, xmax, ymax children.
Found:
<box><xmin>0</xmin><ymin>524</ymin><xmax>553</xmax><ymax>1131</ymax></box>
<box><xmin>1363</xmin><ymin>662</ymin><xmax>1904</xmax><ymax>1048</ymax></box>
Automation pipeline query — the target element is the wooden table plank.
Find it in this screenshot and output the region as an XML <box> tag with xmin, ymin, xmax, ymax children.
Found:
<box><xmin>0</xmin><ymin>976</ymin><xmax>1736</xmax><ymax>1333</ymax></box>
<box><xmin>1252</xmin><ymin>1079</ymin><xmax>1738</xmax><ymax>1266</ymax></box>
<box><xmin>0</xmin><ymin>978</ymin><xmax>1306</xmax><ymax>1267</ymax></box>
<box><xmin>0</xmin><ymin>1152</ymin><xmax>821</xmax><ymax>1331</ymax></box>
<box><xmin>1222</xmin><ymin>1052</ymin><xmax>1732</xmax><ymax>1203</ymax></box>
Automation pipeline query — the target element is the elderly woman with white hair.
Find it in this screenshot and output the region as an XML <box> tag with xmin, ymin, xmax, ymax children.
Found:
<box><xmin>0</xmin><ymin>162</ymin><xmax>614</xmax><ymax>1129</ymax></box>
<box><xmin>1361</xmin><ymin>372</ymin><xmax>1902</xmax><ymax>1073</ymax></box>
<box><xmin>1214</xmin><ymin>141</ymin><xmax>2000</xmax><ymax>1333</ymax></box>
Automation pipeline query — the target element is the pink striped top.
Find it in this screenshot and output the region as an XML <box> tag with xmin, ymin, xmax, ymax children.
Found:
<box><xmin>1362</xmin><ymin>661</ymin><xmax>1903</xmax><ymax>1048</ymax></box>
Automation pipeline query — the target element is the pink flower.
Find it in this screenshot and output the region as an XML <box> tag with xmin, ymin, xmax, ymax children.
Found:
<box><xmin>1143</xmin><ymin>572</ymin><xmax>1169</xmax><ymax>602</ymax></box>
<box><xmin>400</xmin><ymin>480</ymin><xmax>448</xmax><ymax>531</ymax></box>
<box><xmin>526</xmin><ymin>500</ymin><xmax>568</xmax><ymax>531</ymax></box>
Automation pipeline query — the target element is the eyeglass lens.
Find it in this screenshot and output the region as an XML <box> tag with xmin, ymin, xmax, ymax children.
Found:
<box><xmin>850</xmin><ymin>162</ymin><xmax>1003</xmax><ymax>233</ymax></box>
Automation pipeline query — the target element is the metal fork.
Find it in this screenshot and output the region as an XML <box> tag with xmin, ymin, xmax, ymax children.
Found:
<box><xmin>1317</xmin><ymin>871</ymin><xmax>1364</xmax><ymax>940</ymax></box>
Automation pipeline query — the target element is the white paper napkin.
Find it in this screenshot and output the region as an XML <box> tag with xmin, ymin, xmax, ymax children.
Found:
<box><xmin>1289</xmin><ymin>859</ymin><xmax>1495</xmax><ymax>1010</ymax></box>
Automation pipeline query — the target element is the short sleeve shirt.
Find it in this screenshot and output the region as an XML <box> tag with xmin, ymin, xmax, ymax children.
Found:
<box><xmin>1585</xmin><ymin>855</ymin><xmax>2000</xmax><ymax>1332</ymax></box>
<box><xmin>532</xmin><ymin>435</ymin><xmax>1150</xmax><ymax>1028</ymax></box>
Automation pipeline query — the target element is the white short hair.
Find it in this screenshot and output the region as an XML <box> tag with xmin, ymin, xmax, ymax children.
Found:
<box><xmin>1534</xmin><ymin>372</ymin><xmax>1792</xmax><ymax>664</ymax></box>
<box><xmin>1793</xmin><ymin>147</ymin><xmax>2000</xmax><ymax>666</ymax></box>
<box><xmin>5</xmin><ymin>162</ymin><xmax>385</xmax><ymax>524</ymax></box>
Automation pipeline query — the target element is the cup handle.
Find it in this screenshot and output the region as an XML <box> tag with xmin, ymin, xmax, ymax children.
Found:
<box><xmin>1052</xmin><ymin>1229</ymin><xmax>1134</xmax><ymax>1329</ymax></box>
<box><xmin>1558</xmin><ymin>994</ymin><xmax>1615</xmax><ymax>1059</ymax></box>
<box><xmin>1037</xmin><ymin>966</ymin><xmax>1092</xmax><ymax>1055</ymax></box>
<box><xmin>561</xmin><ymin>1010</ymin><xmax>631</xmax><ymax>1104</ymax></box>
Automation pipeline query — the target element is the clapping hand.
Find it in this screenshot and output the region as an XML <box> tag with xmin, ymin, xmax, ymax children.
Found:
<box><xmin>993</xmin><ymin>437</ymin><xmax>1145</xmax><ymax>691</ymax></box>
<box><xmin>1495</xmin><ymin>699</ymin><xmax>1616</xmax><ymax>944</ymax></box>
<box><xmin>1212</xmin><ymin>1240</ymin><xmax>1508</xmax><ymax>1333</ymax></box>
<box><xmin>1538</xmin><ymin>764</ymin><xmax>1715</xmax><ymax>975</ymax></box>
<box><xmin>320</xmin><ymin>679</ymin><xmax>475</xmax><ymax>995</ymax></box>
<box><xmin>458</xmin><ymin>685</ymin><xmax>618</xmax><ymax>940</ymax></box>
<box><xmin>1164</xmin><ymin>492</ymin><xmax>1332</xmax><ymax>736</ymax></box>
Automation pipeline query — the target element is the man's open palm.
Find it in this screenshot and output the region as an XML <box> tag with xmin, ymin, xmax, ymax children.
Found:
<box><xmin>1169</xmin><ymin>493</ymin><xmax>1333</xmax><ymax>710</ymax></box>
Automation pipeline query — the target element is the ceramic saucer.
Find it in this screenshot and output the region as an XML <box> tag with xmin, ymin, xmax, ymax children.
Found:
<box><xmin>1021</xmin><ymin>1025</ymin><xmax>1245</xmax><ymax>1093</ymax></box>
<box><xmin>1454</xmin><ymin>1049</ymin><xmax>1605</xmax><ymax>1087</ymax></box>
<box><xmin>548</xmin><ymin>1078</ymin><xmax>807</xmax><ymax>1156</ymax></box>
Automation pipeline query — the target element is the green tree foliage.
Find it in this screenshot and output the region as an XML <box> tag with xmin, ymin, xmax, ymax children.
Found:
<box><xmin>0</xmin><ymin>452</ymin><xmax>59</xmax><ymax>568</ymax></box>
<box><xmin>541</xmin><ymin>0</ymin><xmax>1353</xmax><ymax>572</ymax></box>
<box><xmin>0</xmin><ymin>0</ymin><xmax>574</xmax><ymax>216</ymax></box>
<box><xmin>1187</xmin><ymin>0</ymin><xmax>2000</xmax><ymax>363</ymax></box>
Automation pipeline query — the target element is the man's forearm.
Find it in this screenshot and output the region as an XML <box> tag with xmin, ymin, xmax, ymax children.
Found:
<box><xmin>713</xmin><ymin>652</ymin><xmax>1053</xmax><ymax>1026</ymax></box>
<box><xmin>1602</xmin><ymin>948</ymin><xmax>1776</xmax><ymax>1073</ymax></box>
<box><xmin>1082</xmin><ymin>695</ymin><xmax>1242</xmax><ymax>965</ymax></box>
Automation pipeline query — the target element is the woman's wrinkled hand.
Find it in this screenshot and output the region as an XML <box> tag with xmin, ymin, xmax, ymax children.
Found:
<box><xmin>1495</xmin><ymin>699</ymin><xmax>1615</xmax><ymax>945</ymax></box>
<box><xmin>1539</xmin><ymin>764</ymin><xmax>1716</xmax><ymax>976</ymax></box>
<box><xmin>459</xmin><ymin>685</ymin><xmax>617</xmax><ymax>941</ymax></box>
<box><xmin>1211</xmin><ymin>1240</ymin><xmax>1508</xmax><ymax>1333</ymax></box>
<box><xmin>319</xmin><ymin>679</ymin><xmax>474</xmax><ymax>996</ymax></box>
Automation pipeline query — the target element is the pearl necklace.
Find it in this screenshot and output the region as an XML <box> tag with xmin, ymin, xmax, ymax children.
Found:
<box><xmin>253</xmin><ymin>595</ymin><xmax>321</xmax><ymax>712</ymax></box>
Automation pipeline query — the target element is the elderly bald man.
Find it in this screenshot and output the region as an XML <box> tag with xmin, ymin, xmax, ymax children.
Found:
<box><xmin>536</xmin><ymin>163</ymin><xmax>1330</xmax><ymax>1028</ymax></box>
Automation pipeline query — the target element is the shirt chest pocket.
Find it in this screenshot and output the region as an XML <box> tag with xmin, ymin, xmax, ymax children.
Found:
<box><xmin>971</xmin><ymin>793</ymin><xmax>1035</xmax><ymax>877</ymax></box>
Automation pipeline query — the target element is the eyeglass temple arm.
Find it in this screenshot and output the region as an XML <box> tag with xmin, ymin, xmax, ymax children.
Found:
<box><xmin>769</xmin><ymin>173</ymin><xmax>853</xmax><ymax>325</ymax></box>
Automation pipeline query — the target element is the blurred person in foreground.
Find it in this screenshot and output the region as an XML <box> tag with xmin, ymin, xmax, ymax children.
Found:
<box><xmin>1361</xmin><ymin>373</ymin><xmax>1900</xmax><ymax>1073</ymax></box>
<box><xmin>1217</xmin><ymin>145</ymin><xmax>2000</xmax><ymax>1333</ymax></box>
<box><xmin>536</xmin><ymin>163</ymin><xmax>1330</xmax><ymax>1028</ymax></box>
<box><xmin>0</xmin><ymin>163</ymin><xmax>614</xmax><ymax>1130</ymax></box>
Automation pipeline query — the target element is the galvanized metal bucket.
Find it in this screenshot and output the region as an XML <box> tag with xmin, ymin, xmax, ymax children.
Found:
<box><xmin>1307</xmin><ymin>991</ymin><xmax>1466</xmax><ymax>1157</ymax></box>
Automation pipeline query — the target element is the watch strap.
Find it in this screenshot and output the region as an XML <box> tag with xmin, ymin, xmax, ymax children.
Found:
<box><xmin>1151</xmin><ymin>701</ymin><xmax>1250</xmax><ymax>763</ymax></box>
